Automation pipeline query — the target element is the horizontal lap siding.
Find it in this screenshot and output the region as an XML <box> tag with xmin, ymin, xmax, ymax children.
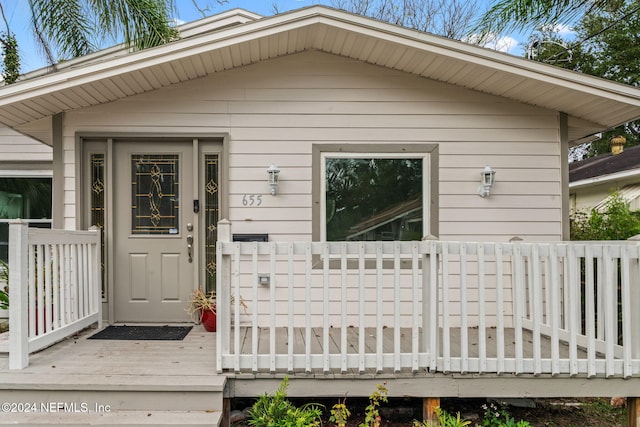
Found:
<box><xmin>0</xmin><ymin>127</ymin><xmax>52</xmax><ymax>163</ymax></box>
<box><xmin>62</xmin><ymin>51</ymin><xmax>561</xmax><ymax>241</ymax></box>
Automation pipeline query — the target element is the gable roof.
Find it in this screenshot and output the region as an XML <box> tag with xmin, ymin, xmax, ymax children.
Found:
<box><xmin>570</xmin><ymin>144</ymin><xmax>640</xmax><ymax>187</ymax></box>
<box><xmin>2</xmin><ymin>5</ymin><xmax>640</xmax><ymax>145</ymax></box>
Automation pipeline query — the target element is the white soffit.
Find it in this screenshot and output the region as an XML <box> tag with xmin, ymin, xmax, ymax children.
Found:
<box><xmin>1</xmin><ymin>5</ymin><xmax>640</xmax><ymax>143</ymax></box>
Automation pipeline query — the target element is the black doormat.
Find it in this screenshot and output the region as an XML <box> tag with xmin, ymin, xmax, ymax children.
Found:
<box><xmin>88</xmin><ymin>325</ymin><xmax>192</xmax><ymax>341</ymax></box>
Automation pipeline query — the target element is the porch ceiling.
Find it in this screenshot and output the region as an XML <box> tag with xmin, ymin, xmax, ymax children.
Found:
<box><xmin>2</xmin><ymin>6</ymin><xmax>640</xmax><ymax>144</ymax></box>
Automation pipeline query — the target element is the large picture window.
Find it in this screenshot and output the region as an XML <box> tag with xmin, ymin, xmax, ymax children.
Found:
<box><xmin>323</xmin><ymin>154</ymin><xmax>427</xmax><ymax>241</ymax></box>
<box><xmin>0</xmin><ymin>177</ymin><xmax>52</xmax><ymax>262</ymax></box>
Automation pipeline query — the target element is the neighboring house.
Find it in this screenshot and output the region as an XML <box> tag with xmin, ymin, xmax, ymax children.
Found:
<box><xmin>2</xmin><ymin>6</ymin><xmax>640</xmax><ymax>425</ymax></box>
<box><xmin>570</xmin><ymin>141</ymin><xmax>640</xmax><ymax>212</ymax></box>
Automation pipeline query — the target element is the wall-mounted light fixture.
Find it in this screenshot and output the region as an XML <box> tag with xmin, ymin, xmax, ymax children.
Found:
<box><xmin>477</xmin><ymin>166</ymin><xmax>496</xmax><ymax>198</ymax></box>
<box><xmin>267</xmin><ymin>164</ymin><xmax>280</xmax><ymax>196</ymax></box>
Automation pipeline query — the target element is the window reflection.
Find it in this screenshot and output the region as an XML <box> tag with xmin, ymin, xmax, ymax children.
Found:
<box><xmin>325</xmin><ymin>158</ymin><xmax>423</xmax><ymax>241</ymax></box>
<box><xmin>0</xmin><ymin>177</ymin><xmax>52</xmax><ymax>262</ymax></box>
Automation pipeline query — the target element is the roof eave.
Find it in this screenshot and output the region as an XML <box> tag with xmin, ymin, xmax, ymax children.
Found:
<box><xmin>570</xmin><ymin>168</ymin><xmax>640</xmax><ymax>189</ymax></box>
<box><xmin>0</xmin><ymin>5</ymin><xmax>639</xmax><ymax>137</ymax></box>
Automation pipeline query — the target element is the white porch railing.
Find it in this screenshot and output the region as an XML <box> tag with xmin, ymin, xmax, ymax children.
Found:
<box><xmin>6</xmin><ymin>220</ymin><xmax>102</xmax><ymax>369</ymax></box>
<box><xmin>216</xmin><ymin>221</ymin><xmax>640</xmax><ymax>377</ymax></box>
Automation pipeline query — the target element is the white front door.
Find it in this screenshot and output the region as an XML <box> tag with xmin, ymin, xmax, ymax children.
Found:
<box><xmin>113</xmin><ymin>141</ymin><xmax>194</xmax><ymax>322</ymax></box>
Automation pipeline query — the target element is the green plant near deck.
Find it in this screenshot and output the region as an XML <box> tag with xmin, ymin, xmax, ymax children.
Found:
<box><xmin>480</xmin><ymin>403</ymin><xmax>532</xmax><ymax>427</ymax></box>
<box><xmin>247</xmin><ymin>376</ymin><xmax>323</xmax><ymax>427</ymax></box>
<box><xmin>0</xmin><ymin>259</ymin><xmax>8</xmax><ymax>310</ymax></box>
<box><xmin>359</xmin><ymin>382</ymin><xmax>388</xmax><ymax>427</ymax></box>
<box><xmin>413</xmin><ymin>407</ymin><xmax>471</xmax><ymax>427</ymax></box>
<box><xmin>329</xmin><ymin>396</ymin><xmax>351</xmax><ymax>427</ymax></box>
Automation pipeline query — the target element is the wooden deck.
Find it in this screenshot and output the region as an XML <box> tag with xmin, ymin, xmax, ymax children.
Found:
<box><xmin>1</xmin><ymin>324</ymin><xmax>639</xmax><ymax>404</ymax></box>
<box><xmin>0</xmin><ymin>324</ymin><xmax>224</xmax><ymax>426</ymax></box>
<box><xmin>0</xmin><ymin>324</ymin><xmax>218</xmax><ymax>379</ymax></box>
<box><xmin>1</xmin><ymin>325</ymin><xmax>584</xmax><ymax>376</ymax></box>
<box><xmin>224</xmin><ymin>326</ymin><xmax>640</xmax><ymax>400</ymax></box>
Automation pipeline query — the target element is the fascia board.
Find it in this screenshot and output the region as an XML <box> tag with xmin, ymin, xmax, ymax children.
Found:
<box><xmin>570</xmin><ymin>168</ymin><xmax>640</xmax><ymax>189</ymax></box>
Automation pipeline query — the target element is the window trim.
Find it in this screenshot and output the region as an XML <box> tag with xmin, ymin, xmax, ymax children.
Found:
<box><xmin>312</xmin><ymin>143</ymin><xmax>439</xmax><ymax>243</ymax></box>
<box><xmin>0</xmin><ymin>170</ymin><xmax>52</xmax><ymax>178</ymax></box>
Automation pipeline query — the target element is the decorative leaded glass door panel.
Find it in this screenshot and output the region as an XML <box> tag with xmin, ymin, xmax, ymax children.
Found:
<box><xmin>113</xmin><ymin>142</ymin><xmax>194</xmax><ymax>322</ymax></box>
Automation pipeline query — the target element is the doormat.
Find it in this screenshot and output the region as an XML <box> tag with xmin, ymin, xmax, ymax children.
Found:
<box><xmin>88</xmin><ymin>325</ymin><xmax>193</xmax><ymax>341</ymax></box>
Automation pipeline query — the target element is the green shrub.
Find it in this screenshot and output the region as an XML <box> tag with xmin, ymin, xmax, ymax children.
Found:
<box><xmin>570</xmin><ymin>193</ymin><xmax>640</xmax><ymax>241</ymax></box>
<box><xmin>247</xmin><ymin>376</ymin><xmax>322</xmax><ymax>427</ymax></box>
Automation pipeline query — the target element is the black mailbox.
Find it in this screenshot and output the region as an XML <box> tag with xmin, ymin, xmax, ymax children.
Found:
<box><xmin>232</xmin><ymin>233</ymin><xmax>269</xmax><ymax>242</ymax></box>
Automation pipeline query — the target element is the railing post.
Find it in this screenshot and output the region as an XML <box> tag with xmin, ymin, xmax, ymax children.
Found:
<box><xmin>627</xmin><ymin>236</ymin><xmax>640</xmax><ymax>359</ymax></box>
<box><xmin>8</xmin><ymin>220</ymin><xmax>29</xmax><ymax>370</ymax></box>
<box><xmin>89</xmin><ymin>226</ymin><xmax>103</xmax><ymax>329</ymax></box>
<box><xmin>216</xmin><ymin>218</ymin><xmax>231</xmax><ymax>373</ymax></box>
<box><xmin>422</xmin><ymin>235</ymin><xmax>439</xmax><ymax>371</ymax></box>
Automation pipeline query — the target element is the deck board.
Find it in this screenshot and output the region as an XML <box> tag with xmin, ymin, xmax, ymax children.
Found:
<box><xmin>2</xmin><ymin>323</ymin><xmax>638</xmax><ymax>401</ymax></box>
<box><xmin>0</xmin><ymin>325</ymin><xmax>220</xmax><ymax>387</ymax></box>
<box><xmin>3</xmin><ymin>324</ymin><xmax>636</xmax><ymax>401</ymax></box>
<box><xmin>232</xmin><ymin>326</ymin><xmax>588</xmax><ymax>361</ymax></box>
<box><xmin>0</xmin><ymin>324</ymin><xmax>599</xmax><ymax>385</ymax></box>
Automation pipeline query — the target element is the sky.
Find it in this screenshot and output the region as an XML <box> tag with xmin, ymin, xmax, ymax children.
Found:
<box><xmin>2</xmin><ymin>0</ymin><xmax>536</xmax><ymax>74</ymax></box>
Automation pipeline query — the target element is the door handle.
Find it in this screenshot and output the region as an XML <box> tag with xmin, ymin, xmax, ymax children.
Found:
<box><xmin>187</xmin><ymin>235</ymin><xmax>193</xmax><ymax>263</ymax></box>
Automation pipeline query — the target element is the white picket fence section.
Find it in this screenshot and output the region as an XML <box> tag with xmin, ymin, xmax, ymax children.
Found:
<box><xmin>216</xmin><ymin>221</ymin><xmax>640</xmax><ymax>377</ymax></box>
<box><xmin>7</xmin><ymin>220</ymin><xmax>102</xmax><ymax>369</ymax></box>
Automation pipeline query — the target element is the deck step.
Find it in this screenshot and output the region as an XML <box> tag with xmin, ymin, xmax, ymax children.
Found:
<box><xmin>0</xmin><ymin>409</ymin><xmax>222</xmax><ymax>426</ymax></box>
<box><xmin>1</xmin><ymin>373</ymin><xmax>226</xmax><ymax>411</ymax></box>
<box><xmin>2</xmin><ymin>389</ymin><xmax>225</xmax><ymax>411</ymax></box>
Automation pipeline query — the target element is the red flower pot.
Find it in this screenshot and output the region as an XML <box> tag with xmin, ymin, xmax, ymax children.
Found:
<box><xmin>200</xmin><ymin>309</ymin><xmax>217</xmax><ymax>332</ymax></box>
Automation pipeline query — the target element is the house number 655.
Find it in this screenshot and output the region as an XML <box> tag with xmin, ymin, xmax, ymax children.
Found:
<box><xmin>242</xmin><ymin>194</ymin><xmax>263</xmax><ymax>206</ymax></box>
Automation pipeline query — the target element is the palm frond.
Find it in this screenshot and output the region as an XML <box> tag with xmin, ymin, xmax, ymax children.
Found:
<box><xmin>28</xmin><ymin>0</ymin><xmax>93</xmax><ymax>60</ymax></box>
<box><xmin>472</xmin><ymin>0</ymin><xmax>609</xmax><ymax>38</ymax></box>
<box><xmin>27</xmin><ymin>0</ymin><xmax>176</xmax><ymax>65</ymax></box>
<box><xmin>93</xmin><ymin>0</ymin><xmax>178</xmax><ymax>51</ymax></box>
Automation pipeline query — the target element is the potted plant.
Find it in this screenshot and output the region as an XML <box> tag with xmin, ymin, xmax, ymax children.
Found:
<box><xmin>188</xmin><ymin>288</ymin><xmax>249</xmax><ymax>332</ymax></box>
<box><xmin>189</xmin><ymin>289</ymin><xmax>217</xmax><ymax>332</ymax></box>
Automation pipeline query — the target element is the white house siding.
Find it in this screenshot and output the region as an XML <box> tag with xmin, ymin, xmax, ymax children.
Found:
<box><xmin>61</xmin><ymin>51</ymin><xmax>562</xmax><ymax>327</ymax></box>
<box><xmin>0</xmin><ymin>127</ymin><xmax>51</xmax><ymax>165</ymax></box>
<box><xmin>62</xmin><ymin>51</ymin><xmax>562</xmax><ymax>238</ymax></box>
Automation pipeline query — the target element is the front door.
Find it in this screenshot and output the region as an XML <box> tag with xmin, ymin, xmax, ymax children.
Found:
<box><xmin>113</xmin><ymin>141</ymin><xmax>194</xmax><ymax>322</ymax></box>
